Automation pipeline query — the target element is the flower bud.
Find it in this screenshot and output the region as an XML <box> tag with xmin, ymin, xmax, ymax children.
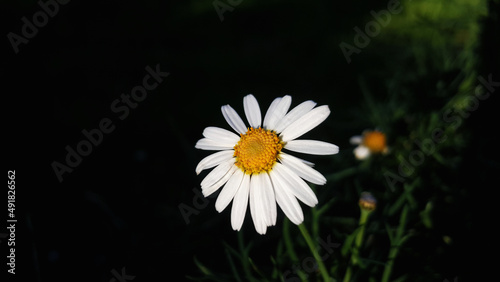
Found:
<box><xmin>359</xmin><ymin>192</ymin><xmax>377</xmax><ymax>211</ymax></box>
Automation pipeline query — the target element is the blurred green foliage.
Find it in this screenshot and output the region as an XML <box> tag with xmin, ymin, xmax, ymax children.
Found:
<box><xmin>188</xmin><ymin>0</ymin><xmax>496</xmax><ymax>281</ymax></box>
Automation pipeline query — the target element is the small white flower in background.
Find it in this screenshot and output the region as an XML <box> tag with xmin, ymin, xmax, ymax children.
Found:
<box><xmin>195</xmin><ymin>94</ymin><xmax>338</xmax><ymax>235</ymax></box>
<box><xmin>350</xmin><ymin>130</ymin><xmax>388</xmax><ymax>160</ymax></box>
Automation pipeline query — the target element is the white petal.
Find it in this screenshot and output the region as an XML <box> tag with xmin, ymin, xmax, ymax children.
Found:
<box><xmin>231</xmin><ymin>173</ymin><xmax>250</xmax><ymax>231</ymax></box>
<box><xmin>280</xmin><ymin>105</ymin><xmax>330</xmax><ymax>142</ymax></box>
<box><xmin>261</xmin><ymin>173</ymin><xmax>277</xmax><ymax>226</ymax></box>
<box><xmin>263</xmin><ymin>95</ymin><xmax>291</xmax><ymax>130</ymax></box>
<box><xmin>202</xmin><ymin>165</ymin><xmax>238</xmax><ymax>197</ymax></box>
<box><xmin>202</xmin><ymin>127</ymin><xmax>240</xmax><ymax>144</ymax></box>
<box><xmin>285</xmin><ymin>140</ymin><xmax>339</xmax><ymax>155</ymax></box>
<box><xmin>243</xmin><ymin>94</ymin><xmax>262</xmax><ymax>128</ymax></box>
<box><xmin>200</xmin><ymin>158</ymin><xmax>235</xmax><ymax>189</ymax></box>
<box><xmin>221</xmin><ymin>105</ymin><xmax>247</xmax><ymax>134</ymax></box>
<box><xmin>273</xmin><ymin>163</ymin><xmax>318</xmax><ymax>207</ymax></box>
<box><xmin>354</xmin><ymin>145</ymin><xmax>370</xmax><ymax>160</ymax></box>
<box><xmin>263</xmin><ymin>97</ymin><xmax>282</xmax><ymax>128</ymax></box>
<box><xmin>273</xmin><ymin>100</ymin><xmax>316</xmax><ymax>133</ymax></box>
<box><xmin>196</xmin><ymin>150</ymin><xmax>234</xmax><ymax>175</ymax></box>
<box><xmin>279</xmin><ymin>153</ymin><xmax>326</xmax><ymax>185</ymax></box>
<box><xmin>350</xmin><ymin>136</ymin><xmax>362</xmax><ymax>145</ymax></box>
<box><xmin>215</xmin><ymin>169</ymin><xmax>245</xmax><ymax>212</ymax></box>
<box><xmin>269</xmin><ymin>170</ymin><xmax>304</xmax><ymax>225</ymax></box>
<box><xmin>249</xmin><ymin>174</ymin><xmax>268</xmax><ymax>235</ymax></box>
<box><xmin>301</xmin><ymin>159</ymin><xmax>315</xmax><ymax>167</ymax></box>
<box><xmin>195</xmin><ymin>138</ymin><xmax>235</xmax><ymax>151</ymax></box>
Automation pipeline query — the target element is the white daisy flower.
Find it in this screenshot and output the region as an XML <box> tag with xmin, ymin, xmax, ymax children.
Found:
<box><xmin>350</xmin><ymin>130</ymin><xmax>389</xmax><ymax>160</ymax></box>
<box><xmin>195</xmin><ymin>94</ymin><xmax>338</xmax><ymax>234</ymax></box>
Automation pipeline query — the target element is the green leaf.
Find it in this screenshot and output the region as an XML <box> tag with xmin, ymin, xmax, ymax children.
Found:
<box><xmin>341</xmin><ymin>226</ymin><xmax>362</xmax><ymax>257</ymax></box>
<box><xmin>248</xmin><ymin>257</ymin><xmax>268</xmax><ymax>281</ymax></box>
<box><xmin>225</xmin><ymin>248</ymin><xmax>242</xmax><ymax>282</ymax></box>
<box><xmin>193</xmin><ymin>255</ymin><xmax>213</xmax><ymax>276</ymax></box>
<box><xmin>325</xmin><ymin>167</ymin><xmax>358</xmax><ymax>182</ymax></box>
<box><xmin>385</xmin><ymin>223</ymin><xmax>395</xmax><ymax>244</ymax></box>
<box><xmin>222</xmin><ymin>241</ymin><xmax>241</xmax><ymax>260</ymax></box>
<box><xmin>419</xmin><ymin>201</ymin><xmax>433</xmax><ymax>229</ymax></box>
<box><xmin>392</xmin><ymin>274</ymin><xmax>409</xmax><ymax>282</ymax></box>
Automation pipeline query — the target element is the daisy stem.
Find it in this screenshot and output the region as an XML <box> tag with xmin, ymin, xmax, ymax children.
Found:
<box><xmin>284</xmin><ymin>219</ymin><xmax>308</xmax><ymax>281</ymax></box>
<box><xmin>353</xmin><ymin>209</ymin><xmax>370</xmax><ymax>263</ymax></box>
<box><xmin>297</xmin><ymin>223</ymin><xmax>331</xmax><ymax>282</ymax></box>
<box><xmin>224</xmin><ymin>248</ymin><xmax>242</xmax><ymax>282</ymax></box>
<box><xmin>343</xmin><ymin>207</ymin><xmax>372</xmax><ymax>282</ymax></box>
<box><xmin>238</xmin><ymin>231</ymin><xmax>253</xmax><ymax>280</ymax></box>
<box><xmin>381</xmin><ymin>204</ymin><xmax>409</xmax><ymax>282</ymax></box>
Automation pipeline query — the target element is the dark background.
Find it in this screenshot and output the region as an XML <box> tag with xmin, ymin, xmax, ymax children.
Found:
<box><xmin>3</xmin><ymin>0</ymin><xmax>499</xmax><ymax>281</ymax></box>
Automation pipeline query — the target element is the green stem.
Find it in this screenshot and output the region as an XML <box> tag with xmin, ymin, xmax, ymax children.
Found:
<box><xmin>298</xmin><ymin>223</ymin><xmax>330</xmax><ymax>282</ymax></box>
<box><xmin>343</xmin><ymin>209</ymin><xmax>371</xmax><ymax>282</ymax></box>
<box><xmin>225</xmin><ymin>248</ymin><xmax>242</xmax><ymax>282</ymax></box>
<box><xmin>283</xmin><ymin>219</ymin><xmax>299</xmax><ymax>262</ymax></box>
<box><xmin>381</xmin><ymin>205</ymin><xmax>409</xmax><ymax>282</ymax></box>
<box><xmin>325</xmin><ymin>167</ymin><xmax>358</xmax><ymax>182</ymax></box>
<box><xmin>238</xmin><ymin>231</ymin><xmax>253</xmax><ymax>280</ymax></box>
<box><xmin>343</xmin><ymin>267</ymin><xmax>353</xmax><ymax>282</ymax></box>
<box><xmin>283</xmin><ymin>219</ymin><xmax>308</xmax><ymax>281</ymax></box>
<box><xmin>354</xmin><ymin>209</ymin><xmax>370</xmax><ymax>257</ymax></box>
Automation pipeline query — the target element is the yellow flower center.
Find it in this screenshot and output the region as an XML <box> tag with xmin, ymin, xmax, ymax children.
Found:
<box><xmin>363</xmin><ymin>131</ymin><xmax>387</xmax><ymax>153</ymax></box>
<box><xmin>234</xmin><ymin>127</ymin><xmax>283</xmax><ymax>174</ymax></box>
